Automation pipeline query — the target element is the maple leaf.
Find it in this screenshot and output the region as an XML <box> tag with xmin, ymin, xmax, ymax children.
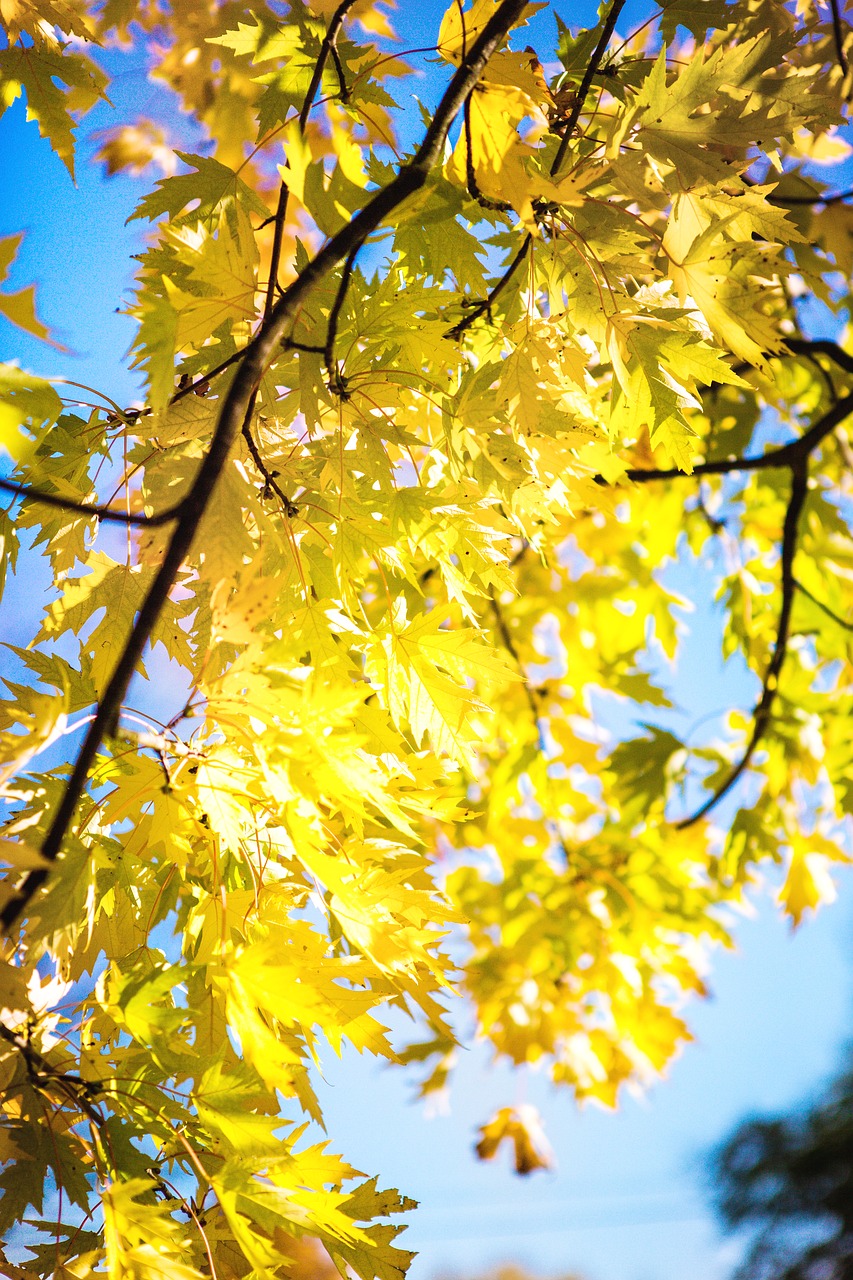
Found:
<box><xmin>0</xmin><ymin>44</ymin><xmax>107</xmax><ymax>178</ymax></box>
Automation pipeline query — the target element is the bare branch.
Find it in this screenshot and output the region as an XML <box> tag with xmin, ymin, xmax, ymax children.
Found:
<box><xmin>241</xmin><ymin>422</ymin><xmax>299</xmax><ymax>517</ymax></box>
<box><xmin>324</xmin><ymin>243</ymin><xmax>360</xmax><ymax>397</ymax></box>
<box><xmin>784</xmin><ymin>337</ymin><xmax>853</xmax><ymax>377</ymax></box>
<box><xmin>446</xmin><ymin>235</ymin><xmax>531</xmax><ymax>339</ymax></box>
<box><xmin>830</xmin><ymin>0</ymin><xmax>849</xmax><ymax>77</ymax></box>
<box><xmin>0</xmin><ymin>0</ymin><xmax>532</xmax><ymax>934</ymax></box>
<box><xmin>623</xmin><ymin>391</ymin><xmax>853</xmax><ymax>484</ymax></box>
<box><xmin>676</xmin><ymin>460</ymin><xmax>808</xmax><ymax>828</ymax></box>
<box><xmin>0</xmin><ymin>1022</ymin><xmax>104</xmax><ymax>1125</ymax></box>
<box><xmin>550</xmin><ymin>0</ymin><xmax>628</xmax><ymax>176</ymax></box>
<box><xmin>774</xmin><ymin>186</ymin><xmax>853</xmax><ymax>207</ymax></box>
<box><xmin>263</xmin><ymin>182</ymin><xmax>290</xmax><ymax>319</ymax></box>
<box><xmin>0</xmin><ymin>477</ymin><xmax>183</xmax><ymax>527</ymax></box>
<box><xmin>463</xmin><ymin>99</ymin><xmax>512</xmax><ymax>211</ymax></box>
<box><xmin>263</xmin><ymin>1</ymin><xmax>360</xmax><ymax>320</ymax></box>
<box><xmin>793</xmin><ymin>577</ymin><xmax>853</xmax><ymax>632</ymax></box>
<box><xmin>298</xmin><ymin>0</ymin><xmax>359</xmax><ymax>133</ymax></box>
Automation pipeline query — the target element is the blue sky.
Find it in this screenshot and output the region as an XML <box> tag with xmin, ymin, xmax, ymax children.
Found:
<box><xmin>2</xmin><ymin>4</ymin><xmax>853</xmax><ymax>1279</ymax></box>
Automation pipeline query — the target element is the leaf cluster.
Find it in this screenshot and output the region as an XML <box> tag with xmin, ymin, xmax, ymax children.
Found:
<box><xmin>1</xmin><ymin>0</ymin><xmax>853</xmax><ymax>1272</ymax></box>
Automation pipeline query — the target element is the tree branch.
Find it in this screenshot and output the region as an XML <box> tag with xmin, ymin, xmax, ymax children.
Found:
<box><xmin>793</xmin><ymin>577</ymin><xmax>853</xmax><ymax>632</ymax></box>
<box><xmin>616</xmin><ymin>381</ymin><xmax>853</xmax><ymax>826</ymax></box>
<box><xmin>446</xmin><ymin>0</ymin><xmax>627</xmax><ymax>341</ymax></box>
<box><xmin>446</xmin><ymin>235</ymin><xmax>531</xmax><ymax>339</ymax></box>
<box><xmin>784</xmin><ymin>337</ymin><xmax>853</xmax><ymax>377</ymax></box>
<box><xmin>0</xmin><ymin>1021</ymin><xmax>104</xmax><ymax>1125</ymax></box>
<box><xmin>830</xmin><ymin>0</ymin><xmax>849</xmax><ymax>77</ymax></box>
<box><xmin>489</xmin><ymin>587</ymin><xmax>541</xmax><ymax>724</ymax></box>
<box><xmin>677</xmin><ymin>460</ymin><xmax>808</xmax><ymax>828</ymax></box>
<box><xmin>773</xmin><ymin>186</ymin><xmax>853</xmax><ymax>207</ymax></box>
<box><xmin>0</xmin><ymin>477</ymin><xmax>183</xmax><ymax>527</ymax></box>
<box><xmin>323</xmin><ymin>242</ymin><xmax>361</xmax><ymax>399</ymax></box>
<box><xmin>298</xmin><ymin>0</ymin><xmax>358</xmax><ymax>133</ymax></box>
<box><xmin>264</xmin><ymin>0</ymin><xmax>360</xmax><ymax>320</ymax></box>
<box><xmin>622</xmin><ymin>391</ymin><xmax>853</xmax><ymax>484</ymax></box>
<box><xmin>0</xmin><ymin>0</ymin><xmax>532</xmax><ymax>934</ymax></box>
<box><xmin>166</xmin><ymin>349</ymin><xmax>242</xmax><ymax>408</ymax></box>
<box><xmin>263</xmin><ymin>182</ymin><xmax>290</xmax><ymax>319</ymax></box>
<box><xmin>463</xmin><ymin>99</ymin><xmax>512</xmax><ymax>211</ymax></box>
<box><xmin>241</xmin><ymin>422</ymin><xmax>299</xmax><ymax>517</ymax></box>
<box><xmin>550</xmin><ymin>0</ymin><xmax>628</xmax><ymax>176</ymax></box>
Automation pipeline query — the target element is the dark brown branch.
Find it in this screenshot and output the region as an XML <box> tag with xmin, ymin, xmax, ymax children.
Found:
<box><xmin>445</xmin><ymin>0</ymin><xmax>627</xmax><ymax>340</ymax></box>
<box><xmin>550</xmin><ymin>0</ymin><xmax>628</xmax><ymax>176</ymax></box>
<box><xmin>446</xmin><ymin>234</ymin><xmax>531</xmax><ymax>338</ymax></box>
<box><xmin>264</xmin><ymin>1</ymin><xmax>359</xmax><ymax>322</ymax></box>
<box><xmin>623</xmin><ymin>391</ymin><xmax>853</xmax><ymax>483</ymax></box>
<box><xmin>0</xmin><ymin>1022</ymin><xmax>103</xmax><ymax>1125</ymax></box>
<box><xmin>677</xmin><ymin>459</ymin><xmax>809</xmax><ymax>828</ymax></box>
<box><xmin>793</xmin><ymin>577</ymin><xmax>853</xmax><ymax>632</ymax></box>
<box><xmin>784</xmin><ymin>337</ymin><xmax>853</xmax><ymax>377</ymax></box>
<box><xmin>774</xmin><ymin>186</ymin><xmax>853</xmax><ymax>207</ymax></box>
<box><xmin>168</xmin><ymin>349</ymin><xmax>242</xmax><ymax>407</ymax></box>
<box><xmin>324</xmin><ymin>243</ymin><xmax>360</xmax><ymax>397</ymax></box>
<box><xmin>0</xmin><ymin>0</ymin><xmax>531</xmax><ymax>934</ymax></box>
<box><xmin>283</xmin><ymin>337</ymin><xmax>326</xmax><ymax>354</ymax></box>
<box><xmin>241</xmin><ymin>422</ymin><xmax>299</xmax><ymax>517</ymax></box>
<box><xmin>298</xmin><ymin>0</ymin><xmax>359</xmax><ymax>132</ymax></box>
<box><xmin>263</xmin><ymin>182</ymin><xmax>290</xmax><ymax>319</ymax></box>
<box><xmin>329</xmin><ymin>41</ymin><xmax>350</xmax><ymax>103</ymax></box>
<box><xmin>830</xmin><ymin>0</ymin><xmax>849</xmax><ymax>77</ymax></box>
<box><xmin>0</xmin><ymin>477</ymin><xmax>183</xmax><ymax>527</ymax></box>
<box><xmin>463</xmin><ymin>99</ymin><xmax>512</xmax><ymax>211</ymax></box>
<box><xmin>609</xmin><ymin>371</ymin><xmax>853</xmax><ymax>827</ymax></box>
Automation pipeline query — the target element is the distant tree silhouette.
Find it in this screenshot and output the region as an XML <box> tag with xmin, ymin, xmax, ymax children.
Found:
<box><xmin>711</xmin><ymin>1056</ymin><xmax>853</xmax><ymax>1280</ymax></box>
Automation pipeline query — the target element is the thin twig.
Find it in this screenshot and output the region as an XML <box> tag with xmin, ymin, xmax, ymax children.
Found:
<box><xmin>0</xmin><ymin>0</ymin><xmax>531</xmax><ymax>933</ymax></box>
<box><xmin>446</xmin><ymin>235</ymin><xmax>531</xmax><ymax>338</ymax></box>
<box><xmin>463</xmin><ymin>99</ymin><xmax>512</xmax><ymax>211</ymax></box>
<box><xmin>241</xmin><ymin>423</ymin><xmax>299</xmax><ymax>517</ymax></box>
<box><xmin>283</xmin><ymin>337</ymin><xmax>326</xmax><ymax>354</ymax></box>
<box><xmin>793</xmin><ymin>577</ymin><xmax>853</xmax><ymax>632</ymax></box>
<box><xmin>773</xmin><ymin>186</ymin><xmax>853</xmax><ymax>206</ymax></box>
<box><xmin>677</xmin><ymin>459</ymin><xmax>809</xmax><ymax>828</ymax></box>
<box><xmin>829</xmin><ymin>0</ymin><xmax>849</xmax><ymax>77</ymax></box>
<box><xmin>489</xmin><ymin>587</ymin><xmax>541</xmax><ymax>723</ymax></box>
<box><xmin>263</xmin><ymin>182</ymin><xmax>290</xmax><ymax>319</ymax></box>
<box><xmin>622</xmin><ymin>391</ymin><xmax>853</xmax><ymax>483</ymax></box>
<box><xmin>550</xmin><ymin>0</ymin><xmax>628</xmax><ymax>176</ymax></box>
<box><xmin>0</xmin><ymin>1022</ymin><xmax>104</xmax><ymax>1125</ymax></box>
<box><xmin>0</xmin><ymin>477</ymin><xmax>183</xmax><ymax>527</ymax></box>
<box><xmin>264</xmin><ymin>2</ymin><xmax>360</xmax><ymax>321</ymax></box>
<box><xmin>324</xmin><ymin>243</ymin><xmax>360</xmax><ymax>396</ymax></box>
<box><xmin>298</xmin><ymin>0</ymin><xmax>359</xmax><ymax>132</ymax></box>
<box><xmin>785</xmin><ymin>337</ymin><xmax>853</xmax><ymax>377</ymax></box>
<box><xmin>446</xmin><ymin>0</ymin><xmax>627</xmax><ymax>342</ymax></box>
<box><xmin>168</xmin><ymin>350</ymin><xmax>240</xmax><ymax>405</ymax></box>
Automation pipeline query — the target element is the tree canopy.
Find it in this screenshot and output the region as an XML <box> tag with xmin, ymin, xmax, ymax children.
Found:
<box><xmin>712</xmin><ymin>1047</ymin><xmax>853</xmax><ymax>1280</ymax></box>
<box><xmin>1</xmin><ymin>0</ymin><xmax>853</xmax><ymax>1273</ymax></box>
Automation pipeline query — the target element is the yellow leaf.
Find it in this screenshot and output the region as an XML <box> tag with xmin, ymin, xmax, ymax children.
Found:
<box><xmin>475</xmin><ymin>1105</ymin><xmax>554</xmax><ymax>1174</ymax></box>
<box><xmin>779</xmin><ymin>850</ymin><xmax>837</xmax><ymax>927</ymax></box>
<box><xmin>437</xmin><ymin>0</ymin><xmax>544</xmax><ymax>63</ymax></box>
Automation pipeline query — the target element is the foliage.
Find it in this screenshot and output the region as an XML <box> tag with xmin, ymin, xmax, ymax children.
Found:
<box><xmin>0</xmin><ymin>0</ymin><xmax>853</xmax><ymax>1272</ymax></box>
<box><xmin>711</xmin><ymin>1047</ymin><xmax>853</xmax><ymax>1280</ymax></box>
